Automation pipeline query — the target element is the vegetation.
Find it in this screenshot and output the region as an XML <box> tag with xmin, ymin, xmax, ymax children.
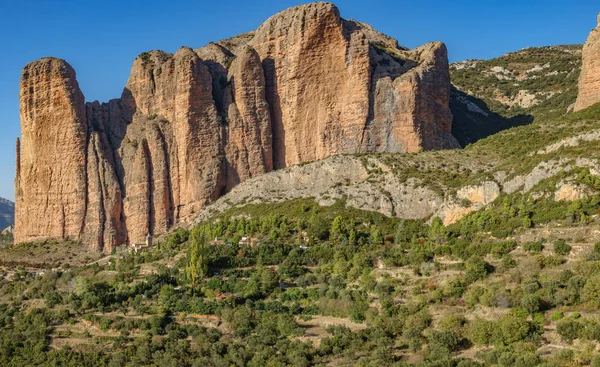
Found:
<box><xmin>2</xmin><ymin>43</ymin><xmax>600</xmax><ymax>366</ymax></box>
<box><xmin>0</xmin><ymin>231</ymin><xmax>12</xmax><ymax>249</ymax></box>
<box><xmin>451</xmin><ymin>45</ymin><xmax>582</xmax><ymax>120</ymax></box>
<box><xmin>0</xmin><ymin>179</ymin><xmax>600</xmax><ymax>365</ymax></box>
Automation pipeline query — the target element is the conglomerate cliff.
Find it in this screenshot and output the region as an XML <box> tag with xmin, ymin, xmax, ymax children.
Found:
<box><xmin>15</xmin><ymin>2</ymin><xmax>458</xmax><ymax>251</ymax></box>
<box><xmin>575</xmin><ymin>13</ymin><xmax>600</xmax><ymax>111</ymax></box>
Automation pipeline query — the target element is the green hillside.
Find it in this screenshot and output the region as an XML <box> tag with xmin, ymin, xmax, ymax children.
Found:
<box><xmin>0</xmin><ymin>99</ymin><xmax>600</xmax><ymax>365</ymax></box>
<box><xmin>451</xmin><ymin>45</ymin><xmax>582</xmax><ymax>146</ymax></box>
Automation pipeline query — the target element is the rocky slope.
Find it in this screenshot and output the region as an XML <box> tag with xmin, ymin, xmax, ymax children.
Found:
<box><xmin>450</xmin><ymin>45</ymin><xmax>582</xmax><ymax>146</ymax></box>
<box><xmin>575</xmin><ymin>13</ymin><xmax>600</xmax><ymax>111</ymax></box>
<box><xmin>15</xmin><ymin>2</ymin><xmax>458</xmax><ymax>251</ymax></box>
<box><xmin>0</xmin><ymin>198</ymin><xmax>14</xmax><ymax>231</ymax></box>
<box><xmin>196</xmin><ymin>103</ymin><xmax>600</xmax><ymax>228</ymax></box>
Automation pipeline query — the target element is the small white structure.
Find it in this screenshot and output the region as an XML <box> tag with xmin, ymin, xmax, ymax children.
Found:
<box><xmin>238</xmin><ymin>236</ymin><xmax>260</xmax><ymax>247</ymax></box>
<box><xmin>146</xmin><ymin>233</ymin><xmax>153</xmax><ymax>248</ymax></box>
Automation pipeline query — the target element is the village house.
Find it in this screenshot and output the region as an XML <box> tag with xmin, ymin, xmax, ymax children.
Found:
<box><xmin>130</xmin><ymin>233</ymin><xmax>153</xmax><ymax>253</ymax></box>
<box><xmin>209</xmin><ymin>237</ymin><xmax>226</xmax><ymax>245</ymax></box>
<box><xmin>238</xmin><ymin>236</ymin><xmax>260</xmax><ymax>247</ymax></box>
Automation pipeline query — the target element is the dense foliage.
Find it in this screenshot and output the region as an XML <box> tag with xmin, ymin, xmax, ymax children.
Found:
<box><xmin>0</xmin><ymin>184</ymin><xmax>599</xmax><ymax>366</ymax></box>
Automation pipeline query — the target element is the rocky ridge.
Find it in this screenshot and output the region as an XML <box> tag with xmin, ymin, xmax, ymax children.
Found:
<box><xmin>15</xmin><ymin>2</ymin><xmax>458</xmax><ymax>251</ymax></box>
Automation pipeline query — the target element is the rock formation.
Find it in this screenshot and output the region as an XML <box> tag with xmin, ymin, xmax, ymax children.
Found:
<box><xmin>15</xmin><ymin>2</ymin><xmax>458</xmax><ymax>252</ymax></box>
<box><xmin>575</xmin><ymin>13</ymin><xmax>600</xmax><ymax>111</ymax></box>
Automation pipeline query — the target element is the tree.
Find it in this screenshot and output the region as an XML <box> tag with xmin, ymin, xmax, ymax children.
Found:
<box><xmin>260</xmin><ymin>267</ymin><xmax>279</xmax><ymax>294</ymax></box>
<box><xmin>499</xmin><ymin>316</ymin><xmax>537</xmax><ymax>345</ymax></box>
<box><xmin>427</xmin><ymin>329</ymin><xmax>460</xmax><ymax>360</ymax></box>
<box><xmin>309</xmin><ymin>214</ymin><xmax>329</xmax><ymax>241</ymax></box>
<box><xmin>185</xmin><ymin>237</ymin><xmax>208</xmax><ymax>294</ymax></box>
<box><xmin>348</xmin><ymin>229</ymin><xmax>357</xmax><ymax>246</ymax></box>
<box><xmin>395</xmin><ymin>220</ymin><xmax>423</xmax><ymax>244</ymax></box>
<box><xmin>428</xmin><ymin>217</ymin><xmax>447</xmax><ymax>243</ymax></box>
<box><xmin>370</xmin><ymin>225</ymin><xmax>384</xmax><ymax>245</ymax></box>
<box><xmin>567</xmin><ymin>200</ymin><xmax>585</xmax><ymax>223</ymax></box>
<box><xmin>330</xmin><ymin>216</ymin><xmax>346</xmax><ymax>241</ymax></box>
<box><xmin>521</xmin><ymin>294</ymin><xmax>541</xmax><ymax>314</ymax></box>
<box><xmin>467</xmin><ymin>318</ymin><xmax>496</xmax><ymax>345</ymax></box>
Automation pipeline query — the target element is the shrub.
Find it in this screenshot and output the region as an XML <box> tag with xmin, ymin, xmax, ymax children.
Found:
<box><xmin>588</xmin><ymin>242</ymin><xmax>600</xmax><ymax>260</ymax></box>
<box><xmin>553</xmin><ymin>239</ymin><xmax>571</xmax><ymax>256</ymax></box>
<box><xmin>581</xmin><ymin>275</ymin><xmax>600</xmax><ymax>307</ymax></box>
<box><xmin>523</xmin><ymin>241</ymin><xmax>543</xmax><ymax>253</ymax></box>
<box><xmin>464</xmin><ymin>256</ymin><xmax>494</xmax><ymax>283</ymax></box>
<box><xmin>544</xmin><ymin>255</ymin><xmax>565</xmax><ymax>268</ymax></box>
<box><xmin>467</xmin><ymin>319</ymin><xmax>496</xmax><ymax>345</ymax></box>
<box><xmin>520</xmin><ymin>294</ymin><xmax>541</xmax><ymax>314</ymax></box>
<box><xmin>551</xmin><ymin>311</ymin><xmax>564</xmax><ymax>322</ymax></box>
<box><xmin>428</xmin><ymin>329</ymin><xmax>460</xmax><ymax>352</ymax></box>
<box><xmin>498</xmin><ymin>316</ymin><xmax>538</xmax><ymax>345</ymax></box>
<box><xmin>556</xmin><ymin>318</ymin><xmax>583</xmax><ymax>342</ymax></box>
<box><xmin>438</xmin><ymin>314</ymin><xmax>467</xmax><ymax>333</ymax></box>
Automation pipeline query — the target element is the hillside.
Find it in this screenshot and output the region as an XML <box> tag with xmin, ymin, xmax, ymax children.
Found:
<box><xmin>4</xmin><ymin>4</ymin><xmax>600</xmax><ymax>367</ymax></box>
<box><xmin>195</xmin><ymin>102</ymin><xmax>600</xmax><ymax>232</ymax></box>
<box><xmin>1</xmin><ymin>98</ymin><xmax>600</xmax><ymax>365</ymax></box>
<box><xmin>450</xmin><ymin>45</ymin><xmax>582</xmax><ymax>146</ymax></box>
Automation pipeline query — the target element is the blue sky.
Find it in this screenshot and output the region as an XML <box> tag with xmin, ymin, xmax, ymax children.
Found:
<box><xmin>0</xmin><ymin>0</ymin><xmax>598</xmax><ymax>201</ymax></box>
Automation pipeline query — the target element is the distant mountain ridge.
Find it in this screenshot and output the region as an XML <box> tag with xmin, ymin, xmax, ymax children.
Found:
<box><xmin>0</xmin><ymin>198</ymin><xmax>14</xmax><ymax>231</ymax></box>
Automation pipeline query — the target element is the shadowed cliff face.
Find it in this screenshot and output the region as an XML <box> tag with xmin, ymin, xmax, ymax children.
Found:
<box><xmin>575</xmin><ymin>14</ymin><xmax>600</xmax><ymax>111</ymax></box>
<box><xmin>15</xmin><ymin>2</ymin><xmax>458</xmax><ymax>252</ymax></box>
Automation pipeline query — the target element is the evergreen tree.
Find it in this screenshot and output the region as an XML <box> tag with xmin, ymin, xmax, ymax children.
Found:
<box><xmin>330</xmin><ymin>216</ymin><xmax>346</xmax><ymax>241</ymax></box>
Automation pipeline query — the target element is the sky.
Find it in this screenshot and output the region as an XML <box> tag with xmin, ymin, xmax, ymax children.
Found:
<box><xmin>0</xmin><ymin>0</ymin><xmax>598</xmax><ymax>201</ymax></box>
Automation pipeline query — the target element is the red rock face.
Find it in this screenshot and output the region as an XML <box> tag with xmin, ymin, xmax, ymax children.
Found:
<box><xmin>15</xmin><ymin>58</ymin><xmax>88</xmax><ymax>245</ymax></box>
<box><xmin>15</xmin><ymin>3</ymin><xmax>458</xmax><ymax>251</ymax></box>
<box><xmin>249</xmin><ymin>3</ymin><xmax>373</xmax><ymax>168</ymax></box>
<box><xmin>575</xmin><ymin>14</ymin><xmax>600</xmax><ymax>112</ymax></box>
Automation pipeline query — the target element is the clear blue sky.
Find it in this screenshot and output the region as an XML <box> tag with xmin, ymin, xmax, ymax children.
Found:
<box><xmin>0</xmin><ymin>0</ymin><xmax>598</xmax><ymax>201</ymax></box>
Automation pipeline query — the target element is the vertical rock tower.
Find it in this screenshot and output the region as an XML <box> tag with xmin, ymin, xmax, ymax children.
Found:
<box><xmin>15</xmin><ymin>2</ymin><xmax>458</xmax><ymax>252</ymax></box>
<box><xmin>575</xmin><ymin>13</ymin><xmax>600</xmax><ymax>111</ymax></box>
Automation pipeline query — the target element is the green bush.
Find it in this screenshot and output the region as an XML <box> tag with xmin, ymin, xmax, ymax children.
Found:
<box><xmin>553</xmin><ymin>239</ymin><xmax>571</xmax><ymax>256</ymax></box>
<box><xmin>520</xmin><ymin>294</ymin><xmax>541</xmax><ymax>314</ymax></box>
<box><xmin>556</xmin><ymin>318</ymin><xmax>583</xmax><ymax>342</ymax></box>
<box><xmin>523</xmin><ymin>241</ymin><xmax>543</xmax><ymax>253</ymax></box>
<box><xmin>465</xmin><ymin>256</ymin><xmax>494</xmax><ymax>283</ymax></box>
<box><xmin>582</xmin><ymin>275</ymin><xmax>600</xmax><ymax>306</ymax></box>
